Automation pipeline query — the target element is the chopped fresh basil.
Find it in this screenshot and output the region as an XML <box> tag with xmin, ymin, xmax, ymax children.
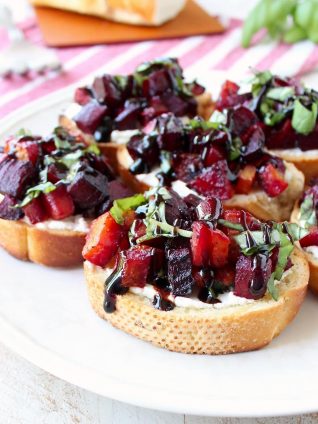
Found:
<box><xmin>54</xmin><ymin>135</ymin><xmax>72</xmax><ymax>150</ymax></box>
<box><xmin>227</xmin><ymin>136</ymin><xmax>242</xmax><ymax>161</ymax></box>
<box><xmin>16</xmin><ymin>128</ymin><xmax>32</xmax><ymax>137</ymax></box>
<box><xmin>58</xmin><ymin>149</ymin><xmax>84</xmax><ymax>169</ymax></box>
<box><xmin>210</xmin><ymin>110</ymin><xmax>227</xmax><ymax>125</ymax></box>
<box><xmin>283</xmin><ymin>221</ymin><xmax>310</xmax><ymax>240</ymax></box>
<box><xmin>86</xmin><ymin>143</ymin><xmax>101</xmax><ymax>155</ymax></box>
<box><xmin>266</xmin><ymin>86</ymin><xmax>295</xmax><ymax>102</ymax></box>
<box><xmin>292</xmin><ymin>99</ymin><xmax>318</xmax><ymax>135</ymax></box>
<box><xmin>251</xmin><ymin>70</ymin><xmax>272</xmax><ymax>97</ymax></box>
<box><xmin>299</xmin><ymin>194</ymin><xmax>317</xmax><ymax>228</ymax></box>
<box><xmin>187</xmin><ymin>119</ymin><xmax>218</xmax><ymax>131</ymax></box>
<box><xmin>267</xmin><ymin>274</ymin><xmax>279</xmax><ymax>301</ymax></box>
<box><xmin>110</xmin><ymin>194</ymin><xmax>146</xmax><ymax>225</ymax></box>
<box><xmin>218</xmin><ymin>219</ymin><xmax>244</xmax><ymax>231</ymax></box>
<box><xmin>18</xmin><ymin>182</ymin><xmax>56</xmax><ymax>208</ymax></box>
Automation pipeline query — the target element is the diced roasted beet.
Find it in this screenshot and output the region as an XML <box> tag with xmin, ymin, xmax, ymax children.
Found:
<box><xmin>0</xmin><ymin>195</ymin><xmax>23</xmax><ymax>220</ymax></box>
<box><xmin>234</xmin><ymin>253</ymin><xmax>271</xmax><ymax>299</ymax></box>
<box><xmin>121</xmin><ymin>246</ymin><xmax>153</xmax><ymax>288</ymax></box>
<box><xmin>234</xmin><ymin>255</ymin><xmax>254</xmax><ymax>299</ymax></box>
<box><xmin>209</xmin><ymin>229</ymin><xmax>230</xmax><ymax>268</ymax></box>
<box><xmin>127</xmin><ymin>134</ymin><xmax>159</xmax><ymax>172</ymax></box>
<box><xmin>142</xmin><ymin>69</ymin><xmax>172</xmax><ymax>97</ymax></box>
<box><xmin>265</xmin><ymin>119</ymin><xmax>297</xmax><ymax>150</ymax></box>
<box><xmin>258</xmin><ymin>163</ymin><xmax>288</xmax><ymax>197</ymax></box>
<box><xmin>164</xmin><ymin>190</ymin><xmax>189</xmax><ymax>225</ymax></box>
<box><xmin>300</xmin><ymin>230</ymin><xmax>318</xmax><ymax>247</ymax></box>
<box><xmin>23</xmin><ymin>196</ymin><xmax>47</xmax><ymax>224</ymax></box>
<box><xmin>16</xmin><ymin>140</ymin><xmax>40</xmax><ymax>165</ymax></box>
<box><xmin>160</xmin><ymin>92</ymin><xmax>195</xmax><ymax>117</ymax></box>
<box><xmin>166</xmin><ymin>242</ymin><xmax>194</xmax><ymax>296</ymax></box>
<box><xmin>87</xmin><ymin>154</ymin><xmax>114</xmax><ymax>180</ymax></box>
<box><xmin>228</xmin><ymin>106</ymin><xmax>258</xmax><ymax>137</ymax></box>
<box><xmin>235</xmin><ymin>165</ymin><xmax>257</xmax><ymax>194</ymax></box>
<box><xmin>74</xmin><ymin>100</ymin><xmax>108</xmax><ymax>134</ymax></box>
<box><xmin>190</xmin><ymin>81</ymin><xmax>205</xmax><ymax>96</ymax></box>
<box><xmin>0</xmin><ymin>157</ymin><xmax>37</xmax><ymax>199</ymax></box>
<box><xmin>155</xmin><ymin>113</ymin><xmax>184</xmax><ymax>151</ymax></box>
<box><xmin>189</xmin><ymin>160</ymin><xmax>234</xmax><ymax>200</ymax></box>
<box><xmin>241</xmin><ymin>125</ymin><xmax>265</xmax><ymax>161</ymax></box>
<box><xmin>203</xmin><ymin>145</ymin><xmax>225</xmax><ymax>166</ymax></box>
<box><xmin>41</xmin><ymin>139</ymin><xmax>57</xmax><ymax>155</ymax></box>
<box><xmin>68</xmin><ymin>167</ymin><xmax>109</xmax><ymax>209</ymax></box>
<box><xmin>193</xmin><ymin>267</ymin><xmax>214</xmax><ymax>288</ymax></box>
<box><xmin>195</xmin><ymin>197</ymin><xmax>223</xmax><ymax>221</ymax></box>
<box><xmin>83</xmin><ymin>211</ymin><xmax>123</xmax><ymax>267</ymax></box>
<box><xmin>172</xmin><ymin>153</ymin><xmax>203</xmax><ymax>182</ymax></box>
<box><xmin>297</xmin><ymin>123</ymin><xmax>318</xmax><ymax>151</ymax></box>
<box><xmin>147</xmin><ymin>97</ymin><xmax>169</xmax><ymax>117</ymax></box>
<box><xmin>74</xmin><ymin>87</ymin><xmax>92</xmax><ymax>105</ymax></box>
<box><xmin>215</xmin><ymin>266</ymin><xmax>235</xmax><ymax>286</ymax></box>
<box><xmin>191</xmin><ymin>221</ymin><xmax>211</xmax><ymax>267</ymax></box>
<box><xmin>43</xmin><ymin>184</ymin><xmax>75</xmax><ymax>220</ymax></box>
<box><xmin>94</xmin><ymin>117</ymin><xmax>113</xmax><ymax>142</ymax></box>
<box><xmin>47</xmin><ymin>163</ymin><xmax>68</xmax><ymax>183</ymax></box>
<box><xmin>221</xmin><ymin>209</ymin><xmax>261</xmax><ymax>233</ymax></box>
<box><xmin>92</xmin><ymin>75</ymin><xmax>122</xmax><ymax>106</ymax></box>
<box><xmin>216</xmin><ymin>80</ymin><xmax>243</xmax><ymax>110</ymax></box>
<box><xmin>108</xmin><ymin>180</ymin><xmax>134</xmax><ymax>203</ymax></box>
<box><xmin>114</xmin><ymin>99</ymin><xmax>144</xmax><ymax>130</ymax></box>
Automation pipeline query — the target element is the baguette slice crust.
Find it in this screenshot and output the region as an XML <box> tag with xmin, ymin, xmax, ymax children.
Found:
<box><xmin>270</xmin><ymin>149</ymin><xmax>318</xmax><ymax>184</ymax></box>
<box><xmin>117</xmin><ymin>148</ymin><xmax>305</xmax><ymax>222</ymax></box>
<box><xmin>84</xmin><ymin>248</ymin><xmax>308</xmax><ymax>354</ymax></box>
<box><xmin>291</xmin><ymin>204</ymin><xmax>318</xmax><ymax>295</ymax></box>
<box><xmin>0</xmin><ymin>218</ymin><xmax>86</xmax><ymax>267</ymax></box>
<box><xmin>30</xmin><ymin>0</ymin><xmax>186</xmax><ymax>25</ymax></box>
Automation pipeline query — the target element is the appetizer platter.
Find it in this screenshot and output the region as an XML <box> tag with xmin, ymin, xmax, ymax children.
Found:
<box><xmin>1</xmin><ymin>61</ymin><xmax>318</xmax><ymax>416</ymax></box>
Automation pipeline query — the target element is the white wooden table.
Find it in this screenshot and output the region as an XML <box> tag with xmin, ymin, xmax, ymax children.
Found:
<box><xmin>1</xmin><ymin>0</ymin><xmax>318</xmax><ymax>422</ymax></box>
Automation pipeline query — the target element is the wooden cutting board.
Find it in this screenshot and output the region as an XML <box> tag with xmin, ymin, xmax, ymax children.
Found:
<box><xmin>34</xmin><ymin>0</ymin><xmax>224</xmax><ymax>47</ymax></box>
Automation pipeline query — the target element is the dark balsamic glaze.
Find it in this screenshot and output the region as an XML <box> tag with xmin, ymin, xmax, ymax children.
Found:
<box><xmin>103</xmin><ymin>266</ymin><xmax>128</xmax><ymax>313</ymax></box>
<box><xmin>250</xmin><ymin>253</ymin><xmax>268</xmax><ymax>298</ymax></box>
<box><xmin>198</xmin><ymin>286</ymin><xmax>221</xmax><ymax>304</ymax></box>
<box><xmin>152</xmin><ymin>293</ymin><xmax>175</xmax><ymax>311</ymax></box>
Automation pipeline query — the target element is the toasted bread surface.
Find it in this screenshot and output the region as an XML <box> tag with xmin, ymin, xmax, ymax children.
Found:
<box><xmin>116</xmin><ymin>149</ymin><xmax>305</xmax><ymax>221</ymax></box>
<box><xmin>291</xmin><ymin>204</ymin><xmax>318</xmax><ymax>295</ymax></box>
<box><xmin>0</xmin><ymin>218</ymin><xmax>86</xmax><ymax>267</ymax></box>
<box><xmin>84</xmin><ymin>248</ymin><xmax>308</xmax><ymax>354</ymax></box>
<box><xmin>270</xmin><ymin>149</ymin><xmax>318</xmax><ymax>184</ymax></box>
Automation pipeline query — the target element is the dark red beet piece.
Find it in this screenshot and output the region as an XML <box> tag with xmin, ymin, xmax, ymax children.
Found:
<box><xmin>164</xmin><ymin>190</ymin><xmax>189</xmax><ymax>225</ymax></box>
<box><xmin>108</xmin><ymin>180</ymin><xmax>134</xmax><ymax>202</ymax></box>
<box><xmin>16</xmin><ymin>140</ymin><xmax>40</xmax><ymax>165</ymax></box>
<box><xmin>300</xmin><ymin>230</ymin><xmax>318</xmax><ymax>247</ymax></box>
<box><xmin>258</xmin><ymin>163</ymin><xmax>288</xmax><ymax>197</ymax></box>
<box><xmin>92</xmin><ymin>75</ymin><xmax>122</xmax><ymax>106</ymax></box>
<box><xmin>265</xmin><ymin>119</ymin><xmax>297</xmax><ymax>150</ymax></box>
<box><xmin>0</xmin><ymin>157</ymin><xmax>36</xmax><ymax>199</ymax></box>
<box><xmin>156</xmin><ymin>114</ymin><xmax>184</xmax><ymax>151</ymax></box>
<box><xmin>203</xmin><ymin>145</ymin><xmax>225</xmax><ymax>166</ymax></box>
<box><xmin>74</xmin><ymin>87</ymin><xmax>92</xmax><ymax>105</ymax></box>
<box><xmin>74</xmin><ymin>100</ymin><xmax>108</xmax><ymax>134</ymax></box>
<box><xmin>121</xmin><ymin>246</ymin><xmax>160</xmax><ymax>288</ymax></box>
<box><xmin>191</xmin><ymin>221</ymin><xmax>211</xmax><ymax>267</ymax></box>
<box><xmin>234</xmin><ymin>255</ymin><xmax>254</xmax><ymax>299</ymax></box>
<box><xmin>216</xmin><ymin>80</ymin><xmax>241</xmax><ymax>110</ymax></box>
<box><xmin>114</xmin><ymin>99</ymin><xmax>144</xmax><ymax>130</ymax></box>
<box><xmin>242</xmin><ymin>125</ymin><xmax>265</xmax><ymax>161</ymax></box>
<box><xmin>172</xmin><ymin>153</ymin><xmax>203</xmax><ymax>182</ymax></box>
<box><xmin>142</xmin><ymin>69</ymin><xmax>172</xmax><ymax>97</ymax></box>
<box><xmin>43</xmin><ymin>185</ymin><xmax>75</xmax><ymax>220</ymax></box>
<box><xmin>0</xmin><ymin>195</ymin><xmax>23</xmax><ymax>220</ymax></box>
<box><xmin>47</xmin><ymin>163</ymin><xmax>68</xmax><ymax>184</ymax></box>
<box><xmin>68</xmin><ymin>168</ymin><xmax>109</xmax><ymax>209</ymax></box>
<box><xmin>209</xmin><ymin>229</ymin><xmax>230</xmax><ymax>268</ymax></box>
<box><xmin>228</xmin><ymin>106</ymin><xmax>258</xmax><ymax>137</ymax></box>
<box><xmin>195</xmin><ymin>197</ymin><xmax>223</xmax><ymax>221</ymax></box>
<box><xmin>166</xmin><ymin>243</ymin><xmax>194</xmax><ymax>296</ymax></box>
<box><xmin>23</xmin><ymin>196</ymin><xmax>47</xmax><ymax>224</ymax></box>
<box><xmin>189</xmin><ymin>160</ymin><xmax>234</xmax><ymax>200</ymax></box>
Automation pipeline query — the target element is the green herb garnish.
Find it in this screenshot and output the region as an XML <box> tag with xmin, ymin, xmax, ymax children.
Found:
<box><xmin>291</xmin><ymin>99</ymin><xmax>318</xmax><ymax>135</ymax></box>
<box><xmin>110</xmin><ymin>194</ymin><xmax>146</xmax><ymax>225</ymax></box>
<box><xmin>18</xmin><ymin>182</ymin><xmax>56</xmax><ymax>208</ymax></box>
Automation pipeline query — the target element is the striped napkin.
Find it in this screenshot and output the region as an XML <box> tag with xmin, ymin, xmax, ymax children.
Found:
<box><xmin>1</xmin><ymin>14</ymin><xmax>318</xmax><ymax>121</ymax></box>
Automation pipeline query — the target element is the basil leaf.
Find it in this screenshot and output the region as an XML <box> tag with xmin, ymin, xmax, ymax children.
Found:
<box><xmin>267</xmin><ymin>274</ymin><xmax>279</xmax><ymax>301</ymax></box>
<box><xmin>284</xmin><ymin>222</ymin><xmax>310</xmax><ymax>240</ymax></box>
<box><xmin>227</xmin><ymin>136</ymin><xmax>242</xmax><ymax>161</ymax></box>
<box><xmin>110</xmin><ymin>194</ymin><xmax>146</xmax><ymax>225</ymax></box>
<box><xmin>275</xmin><ymin>242</ymin><xmax>294</xmax><ymax>281</ymax></box>
<box><xmin>54</xmin><ymin>135</ymin><xmax>71</xmax><ymax>150</ymax></box>
<box><xmin>86</xmin><ymin>143</ymin><xmax>101</xmax><ymax>156</ymax></box>
<box><xmin>58</xmin><ymin>149</ymin><xmax>84</xmax><ymax>169</ymax></box>
<box><xmin>292</xmin><ymin>99</ymin><xmax>318</xmax><ymax>135</ymax></box>
<box><xmin>283</xmin><ymin>25</ymin><xmax>307</xmax><ymax>43</ymax></box>
<box><xmin>18</xmin><ymin>182</ymin><xmax>56</xmax><ymax>208</ymax></box>
<box><xmin>16</xmin><ymin>128</ymin><xmax>32</xmax><ymax>137</ymax></box>
<box><xmin>266</xmin><ymin>86</ymin><xmax>295</xmax><ymax>102</ymax></box>
<box><xmin>218</xmin><ymin>219</ymin><xmax>244</xmax><ymax>231</ymax></box>
<box><xmin>299</xmin><ymin>194</ymin><xmax>317</xmax><ymax>228</ymax></box>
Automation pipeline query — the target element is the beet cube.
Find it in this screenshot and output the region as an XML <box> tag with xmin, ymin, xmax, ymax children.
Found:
<box><xmin>300</xmin><ymin>230</ymin><xmax>318</xmax><ymax>247</ymax></box>
<box><xmin>92</xmin><ymin>75</ymin><xmax>122</xmax><ymax>106</ymax></box>
<box><xmin>172</xmin><ymin>153</ymin><xmax>203</xmax><ymax>182</ymax></box>
<box><xmin>74</xmin><ymin>100</ymin><xmax>108</xmax><ymax>134</ymax></box>
<box><xmin>156</xmin><ymin>114</ymin><xmax>184</xmax><ymax>151</ymax></box>
<box><xmin>195</xmin><ymin>197</ymin><xmax>223</xmax><ymax>221</ymax></box>
<box><xmin>189</xmin><ymin>160</ymin><xmax>234</xmax><ymax>200</ymax></box>
<box><xmin>0</xmin><ymin>157</ymin><xmax>37</xmax><ymax>199</ymax></box>
<box><xmin>166</xmin><ymin>242</ymin><xmax>194</xmax><ymax>296</ymax></box>
<box><xmin>114</xmin><ymin>100</ymin><xmax>143</xmax><ymax>130</ymax></box>
<box><xmin>142</xmin><ymin>69</ymin><xmax>172</xmax><ymax>97</ymax></box>
<box><xmin>234</xmin><ymin>255</ymin><xmax>254</xmax><ymax>299</ymax></box>
<box><xmin>108</xmin><ymin>180</ymin><xmax>134</xmax><ymax>202</ymax></box>
<box><xmin>23</xmin><ymin>196</ymin><xmax>47</xmax><ymax>224</ymax></box>
<box><xmin>209</xmin><ymin>229</ymin><xmax>230</xmax><ymax>268</ymax></box>
<box><xmin>0</xmin><ymin>195</ymin><xmax>23</xmax><ymax>221</ymax></box>
<box><xmin>191</xmin><ymin>221</ymin><xmax>211</xmax><ymax>267</ymax></box>
<box><xmin>43</xmin><ymin>185</ymin><xmax>75</xmax><ymax>220</ymax></box>
<box><xmin>47</xmin><ymin>163</ymin><xmax>68</xmax><ymax>184</ymax></box>
<box><xmin>68</xmin><ymin>168</ymin><xmax>109</xmax><ymax>209</ymax></box>
<box><xmin>258</xmin><ymin>163</ymin><xmax>288</xmax><ymax>197</ymax></box>
<box><xmin>228</xmin><ymin>106</ymin><xmax>258</xmax><ymax>137</ymax></box>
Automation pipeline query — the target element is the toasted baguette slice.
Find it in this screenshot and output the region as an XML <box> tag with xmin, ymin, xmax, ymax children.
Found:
<box><xmin>0</xmin><ymin>218</ymin><xmax>86</xmax><ymax>267</ymax></box>
<box><xmin>30</xmin><ymin>0</ymin><xmax>186</xmax><ymax>26</ymax></box>
<box><xmin>270</xmin><ymin>149</ymin><xmax>318</xmax><ymax>184</ymax></box>
<box><xmin>117</xmin><ymin>148</ymin><xmax>305</xmax><ymax>222</ymax></box>
<box><xmin>84</xmin><ymin>248</ymin><xmax>308</xmax><ymax>354</ymax></box>
<box><xmin>58</xmin><ymin>92</ymin><xmax>214</xmax><ymax>171</ymax></box>
<box><xmin>290</xmin><ymin>204</ymin><xmax>318</xmax><ymax>295</ymax></box>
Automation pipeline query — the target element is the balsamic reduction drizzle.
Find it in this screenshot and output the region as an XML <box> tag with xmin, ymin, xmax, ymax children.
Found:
<box><xmin>103</xmin><ymin>264</ymin><xmax>128</xmax><ymax>314</ymax></box>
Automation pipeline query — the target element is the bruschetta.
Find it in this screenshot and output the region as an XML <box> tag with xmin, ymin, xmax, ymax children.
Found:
<box><xmin>116</xmin><ymin>112</ymin><xmax>304</xmax><ymax>221</ymax></box>
<box><xmin>83</xmin><ymin>186</ymin><xmax>309</xmax><ymax>354</ymax></box>
<box><xmin>59</xmin><ymin>58</ymin><xmax>214</xmax><ymax>170</ymax></box>
<box><xmin>215</xmin><ymin>72</ymin><xmax>318</xmax><ymax>183</ymax></box>
<box><xmin>0</xmin><ymin>128</ymin><xmax>132</xmax><ymax>267</ymax></box>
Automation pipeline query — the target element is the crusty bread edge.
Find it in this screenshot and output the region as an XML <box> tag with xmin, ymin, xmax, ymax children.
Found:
<box><xmin>0</xmin><ymin>218</ymin><xmax>86</xmax><ymax>267</ymax></box>
<box><xmin>116</xmin><ymin>148</ymin><xmax>305</xmax><ymax>222</ymax></box>
<box><xmin>270</xmin><ymin>149</ymin><xmax>318</xmax><ymax>184</ymax></box>
<box><xmin>83</xmin><ymin>248</ymin><xmax>308</xmax><ymax>354</ymax></box>
<box><xmin>291</xmin><ymin>203</ymin><xmax>318</xmax><ymax>295</ymax></box>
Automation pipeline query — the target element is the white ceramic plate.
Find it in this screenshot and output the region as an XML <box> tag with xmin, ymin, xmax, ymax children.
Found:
<box><xmin>0</xmin><ymin>88</ymin><xmax>318</xmax><ymax>418</ymax></box>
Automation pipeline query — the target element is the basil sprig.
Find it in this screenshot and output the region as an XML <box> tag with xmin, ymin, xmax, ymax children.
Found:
<box><xmin>110</xmin><ymin>194</ymin><xmax>146</xmax><ymax>225</ymax></box>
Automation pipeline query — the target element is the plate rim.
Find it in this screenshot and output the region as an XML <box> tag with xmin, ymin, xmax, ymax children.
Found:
<box><xmin>1</xmin><ymin>91</ymin><xmax>318</xmax><ymax>418</ymax></box>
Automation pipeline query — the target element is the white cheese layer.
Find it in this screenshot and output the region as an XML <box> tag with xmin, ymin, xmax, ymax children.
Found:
<box><xmin>305</xmin><ymin>246</ymin><xmax>318</xmax><ymax>259</ymax></box>
<box><xmin>26</xmin><ymin>215</ymin><xmax>91</xmax><ymax>233</ymax></box>
<box><xmin>110</xmin><ymin>129</ymin><xmax>140</xmax><ymax>145</ymax></box>
<box><xmin>271</xmin><ymin>148</ymin><xmax>318</xmax><ymax>157</ymax></box>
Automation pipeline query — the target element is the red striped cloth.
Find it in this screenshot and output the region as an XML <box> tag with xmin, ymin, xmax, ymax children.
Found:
<box><xmin>1</xmin><ymin>17</ymin><xmax>318</xmax><ymax>120</ymax></box>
